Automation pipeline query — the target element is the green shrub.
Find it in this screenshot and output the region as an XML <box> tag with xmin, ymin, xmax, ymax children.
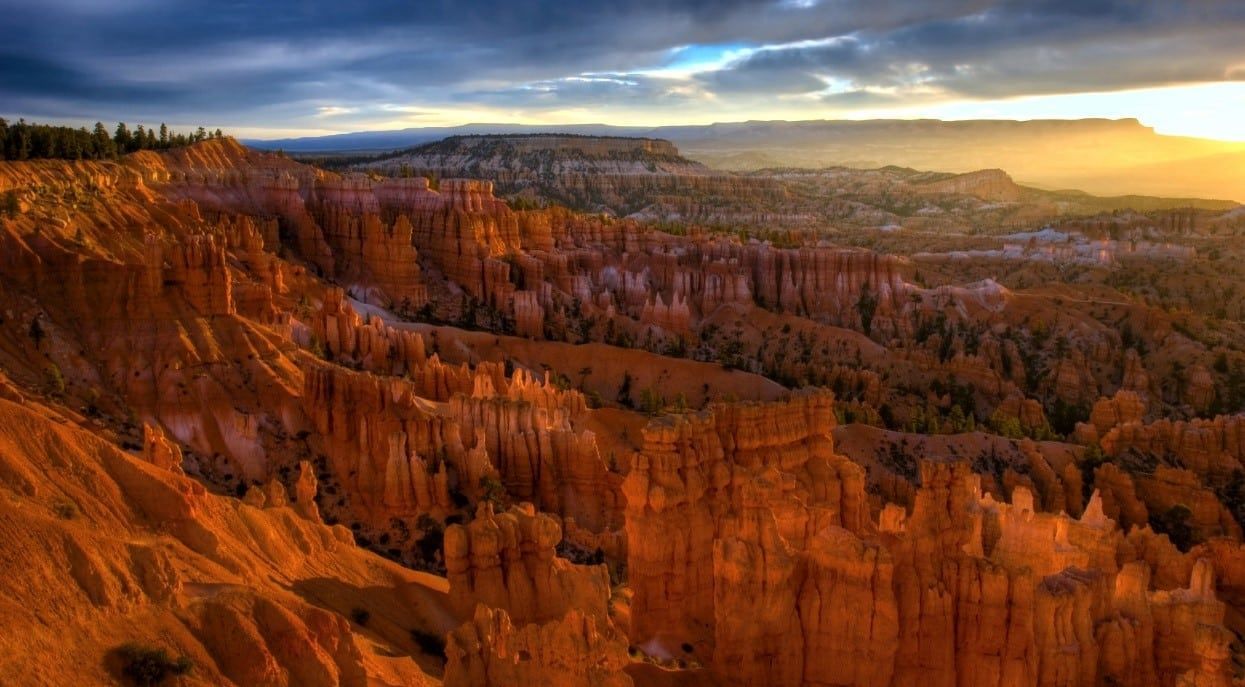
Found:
<box><xmin>52</xmin><ymin>500</ymin><xmax>78</xmax><ymax>520</ymax></box>
<box><xmin>44</xmin><ymin>363</ymin><xmax>66</xmax><ymax>395</ymax></box>
<box><xmin>116</xmin><ymin>643</ymin><xmax>192</xmax><ymax>686</ymax></box>
<box><xmin>480</xmin><ymin>476</ymin><xmax>505</xmax><ymax>509</ymax></box>
<box><xmin>350</xmin><ymin>607</ymin><xmax>371</xmax><ymax>626</ymax></box>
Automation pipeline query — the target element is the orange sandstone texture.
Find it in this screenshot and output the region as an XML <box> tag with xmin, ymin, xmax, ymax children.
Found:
<box><xmin>4</xmin><ymin>139</ymin><xmax>1245</xmax><ymax>687</ymax></box>
<box><xmin>444</xmin><ymin>605</ymin><xmax>633</xmax><ymax>687</ymax></box>
<box><xmin>624</xmin><ymin>395</ymin><xmax>1245</xmax><ymax>687</ymax></box>
<box><xmin>0</xmin><ymin>396</ymin><xmax>446</xmax><ymax>687</ymax></box>
<box><xmin>443</xmin><ymin>503</ymin><xmax>610</xmax><ymax>624</ymax></box>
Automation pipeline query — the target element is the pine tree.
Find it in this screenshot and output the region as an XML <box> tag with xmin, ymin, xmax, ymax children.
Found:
<box><xmin>14</xmin><ymin>119</ymin><xmax>31</xmax><ymax>160</ymax></box>
<box><xmin>92</xmin><ymin>122</ymin><xmax>113</xmax><ymax>158</ymax></box>
<box><xmin>113</xmin><ymin>122</ymin><xmax>131</xmax><ymax>152</ymax></box>
<box><xmin>0</xmin><ymin>118</ymin><xmax>219</xmax><ymax>160</ymax></box>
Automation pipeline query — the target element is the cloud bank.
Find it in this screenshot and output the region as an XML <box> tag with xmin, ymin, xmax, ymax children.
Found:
<box><xmin>1</xmin><ymin>0</ymin><xmax>1242</xmax><ymax>133</ymax></box>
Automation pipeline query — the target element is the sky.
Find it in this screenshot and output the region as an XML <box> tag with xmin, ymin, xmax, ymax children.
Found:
<box><xmin>1</xmin><ymin>0</ymin><xmax>1243</xmax><ymax>140</ymax></box>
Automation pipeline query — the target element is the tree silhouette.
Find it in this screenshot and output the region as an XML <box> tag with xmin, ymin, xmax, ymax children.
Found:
<box><xmin>0</xmin><ymin>119</ymin><xmax>225</xmax><ymax>160</ymax></box>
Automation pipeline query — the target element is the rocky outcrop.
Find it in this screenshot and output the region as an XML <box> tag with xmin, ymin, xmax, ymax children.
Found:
<box><xmin>150</xmin><ymin>232</ymin><xmax>235</xmax><ymax>316</ymax></box>
<box><xmin>512</xmin><ymin>290</ymin><xmax>545</xmax><ymax>338</ymax></box>
<box><xmin>355</xmin><ymin>135</ymin><xmax>779</xmax><ymax>218</ymax></box>
<box><xmin>1087</xmin><ymin>390</ymin><xmax>1148</xmax><ymax>437</ymax></box>
<box><xmin>444</xmin><ymin>605</ymin><xmax>632</xmax><ymax>687</ymax></box>
<box><xmin>916</xmin><ymin>169</ymin><xmax>1023</xmax><ymax>202</ymax></box>
<box><xmin>308</xmin><ymin>288</ymin><xmax>430</xmax><ymax>374</ymax></box>
<box><xmin>303</xmin><ymin>293</ymin><xmax>623</xmax><ymax>532</ymax></box>
<box><xmin>996</xmin><ymin>392</ymin><xmax>1050</xmax><ymax>433</ymax></box>
<box><xmin>623</xmin><ymin>391</ymin><xmax>874</xmax><ymax>673</ymax></box>
<box><xmin>1099</xmin><ymin>415</ymin><xmax>1245</xmax><ymax>476</ymax></box>
<box><xmin>142</xmin><ymin>423</ymin><xmax>184</xmax><ymax>473</ymax></box>
<box><xmin>313</xmin><ymin>196</ymin><xmax>428</xmax><ymax>309</ymax></box>
<box><xmin>1175</xmin><ymin>623</ymin><xmax>1234</xmax><ymax>687</ymax></box>
<box><xmin>1136</xmin><ymin>467</ymin><xmax>1242</xmax><ymax>542</ymax></box>
<box><xmin>0</xmin><ymin>393</ymin><xmax>439</xmax><ymax>687</ymax></box>
<box><xmin>449</xmin><ymin>373</ymin><xmax>619</xmax><ymax>532</ymax></box>
<box><xmin>301</xmin><ymin>363</ymin><xmax>483</xmax><ymax>521</ymax></box>
<box><xmin>401</xmin><ymin>178</ymin><xmax>521</xmax><ymax>304</ymax></box>
<box><xmin>443</xmin><ymin>503</ymin><xmax>610</xmax><ymax>624</ymax></box>
<box><xmin>624</xmin><ymin>389</ymin><xmax>1244</xmax><ymax>686</ymax></box>
<box><xmin>1093</xmin><ymin>462</ymin><xmax>1151</xmax><ymax>530</ymax></box>
<box><xmin>1076</xmin><ymin>390</ymin><xmax>1245</xmax><ymax>543</ymax></box>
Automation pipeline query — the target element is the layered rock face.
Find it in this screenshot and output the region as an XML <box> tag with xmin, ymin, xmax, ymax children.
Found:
<box><xmin>0</xmin><ymin>192</ymin><xmax>301</xmax><ymax>482</ymax></box>
<box><xmin>398</xmin><ymin>178</ymin><xmax>521</xmax><ymax>305</ymax></box>
<box><xmin>915</xmin><ymin>168</ymin><xmax>1024</xmax><ymax>202</ymax></box>
<box><xmin>355</xmin><ymin>134</ymin><xmax>784</xmax><ymax>218</ymax></box>
<box><xmin>624</xmin><ymin>392</ymin><xmax>1245</xmax><ymax>687</ymax></box>
<box><xmin>302</xmin><ymin>362</ymin><xmax>469</xmax><ymax>523</ymax></box>
<box><xmin>0</xmin><ymin>393</ymin><xmax>441</xmax><ymax>687</ymax></box>
<box><xmin>142</xmin><ymin>139</ymin><xmax>433</xmax><ymax>309</ymax></box>
<box><xmin>444</xmin><ymin>503</ymin><xmax>610</xmax><ymax>623</ymax></box>
<box><xmin>623</xmin><ymin>391</ymin><xmax>870</xmax><ymax>646</ymax></box>
<box><xmin>1076</xmin><ymin>391</ymin><xmax>1245</xmax><ymax>542</ymax></box>
<box><xmin>301</xmin><ymin>294</ymin><xmax>621</xmax><ymax>531</ymax></box>
<box><xmin>312</xmin><ymin>190</ymin><xmax>428</xmax><ymax>309</ymax></box>
<box><xmin>444</xmin><ymin>605</ymin><xmax>633</xmax><ymax>687</ymax></box>
<box><xmin>263</xmin><ymin>163</ymin><xmax>1093</xmax><ymax>440</ymax></box>
<box><xmin>440</xmin><ymin>503</ymin><xmax>631</xmax><ymax>687</ymax></box>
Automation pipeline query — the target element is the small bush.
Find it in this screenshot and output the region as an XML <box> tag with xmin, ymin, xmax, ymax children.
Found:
<box><xmin>116</xmin><ymin>642</ymin><xmax>193</xmax><ymax>686</ymax></box>
<box><xmin>479</xmin><ymin>476</ymin><xmax>505</xmax><ymax>509</ymax></box>
<box><xmin>410</xmin><ymin>628</ymin><xmax>447</xmax><ymax>657</ymax></box>
<box><xmin>350</xmin><ymin>607</ymin><xmax>371</xmax><ymax>626</ymax></box>
<box><xmin>3</xmin><ymin>191</ymin><xmax>19</xmax><ymax>219</ymax></box>
<box><xmin>44</xmin><ymin>362</ymin><xmax>66</xmax><ymax>395</ymax></box>
<box><xmin>52</xmin><ymin>501</ymin><xmax>78</xmax><ymax>520</ymax></box>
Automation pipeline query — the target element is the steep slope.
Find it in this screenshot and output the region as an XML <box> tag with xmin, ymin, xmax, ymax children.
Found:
<box><xmin>0</xmin><ymin>389</ymin><xmax>450</xmax><ymax>686</ymax></box>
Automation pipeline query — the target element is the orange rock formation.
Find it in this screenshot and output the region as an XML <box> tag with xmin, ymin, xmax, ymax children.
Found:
<box><xmin>4</xmin><ymin>138</ymin><xmax>1245</xmax><ymax>687</ymax></box>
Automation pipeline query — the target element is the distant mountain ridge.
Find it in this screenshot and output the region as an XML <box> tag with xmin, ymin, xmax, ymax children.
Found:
<box><xmin>247</xmin><ymin>118</ymin><xmax>1150</xmax><ymax>153</ymax></box>
<box><xmin>332</xmin><ymin>134</ymin><xmax>1234</xmax><ymax>223</ymax></box>
<box><xmin>248</xmin><ymin>123</ymin><xmax>655</xmax><ymax>154</ymax></box>
<box><xmin>247</xmin><ymin>118</ymin><xmax>1245</xmax><ymax>201</ymax></box>
<box><xmin>350</xmin><ymin>133</ymin><xmax>752</xmax><ymax>215</ymax></box>
<box><xmin>410</xmin><ymin>133</ymin><xmax>683</xmax><ymax>159</ymax></box>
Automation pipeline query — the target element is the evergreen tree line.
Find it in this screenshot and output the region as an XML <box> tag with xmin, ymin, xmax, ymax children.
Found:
<box><xmin>0</xmin><ymin>118</ymin><xmax>225</xmax><ymax>161</ymax></box>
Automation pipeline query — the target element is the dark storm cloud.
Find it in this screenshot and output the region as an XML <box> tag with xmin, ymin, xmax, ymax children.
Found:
<box><xmin>703</xmin><ymin>0</ymin><xmax>1245</xmax><ymax>100</ymax></box>
<box><xmin>0</xmin><ymin>0</ymin><xmax>1241</xmax><ymax>128</ymax></box>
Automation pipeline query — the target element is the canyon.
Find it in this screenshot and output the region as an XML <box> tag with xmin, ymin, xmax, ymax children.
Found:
<box><xmin>2</xmin><ymin>135</ymin><xmax>1245</xmax><ymax>687</ymax></box>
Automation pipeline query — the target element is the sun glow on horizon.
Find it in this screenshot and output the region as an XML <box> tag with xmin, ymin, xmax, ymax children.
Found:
<box><xmin>231</xmin><ymin>81</ymin><xmax>1245</xmax><ymax>144</ymax></box>
<box><xmin>895</xmin><ymin>82</ymin><xmax>1245</xmax><ymax>143</ymax></box>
